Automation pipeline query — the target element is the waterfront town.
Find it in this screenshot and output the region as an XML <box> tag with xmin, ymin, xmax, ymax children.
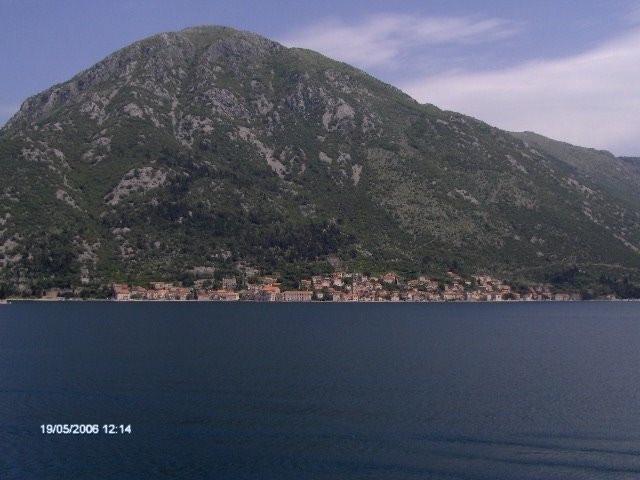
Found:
<box><xmin>109</xmin><ymin>271</ymin><xmax>588</xmax><ymax>302</ymax></box>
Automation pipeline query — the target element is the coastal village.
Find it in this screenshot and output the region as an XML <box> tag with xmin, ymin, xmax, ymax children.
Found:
<box><xmin>110</xmin><ymin>271</ymin><xmax>584</xmax><ymax>302</ymax></box>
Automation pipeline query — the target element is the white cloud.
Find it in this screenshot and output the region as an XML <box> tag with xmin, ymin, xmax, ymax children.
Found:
<box><xmin>400</xmin><ymin>30</ymin><xmax>640</xmax><ymax>155</ymax></box>
<box><xmin>279</xmin><ymin>13</ymin><xmax>519</xmax><ymax>68</ymax></box>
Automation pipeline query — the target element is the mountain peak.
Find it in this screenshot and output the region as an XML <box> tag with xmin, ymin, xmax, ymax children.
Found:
<box><xmin>5</xmin><ymin>25</ymin><xmax>284</xmax><ymax>130</ymax></box>
<box><xmin>172</xmin><ymin>25</ymin><xmax>283</xmax><ymax>53</ymax></box>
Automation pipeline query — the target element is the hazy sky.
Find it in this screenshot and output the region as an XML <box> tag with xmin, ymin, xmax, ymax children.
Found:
<box><xmin>1</xmin><ymin>0</ymin><xmax>639</xmax><ymax>155</ymax></box>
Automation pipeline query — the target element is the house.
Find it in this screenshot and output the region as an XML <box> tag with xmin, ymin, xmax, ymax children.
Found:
<box><xmin>193</xmin><ymin>279</ymin><xmax>212</xmax><ymax>289</ymax></box>
<box><xmin>282</xmin><ymin>290</ymin><xmax>313</xmax><ymax>302</ymax></box>
<box><xmin>196</xmin><ymin>289</ymin><xmax>210</xmax><ymax>300</ymax></box>
<box><xmin>212</xmin><ymin>289</ymin><xmax>240</xmax><ymax>301</ymax></box>
<box><xmin>382</xmin><ymin>272</ymin><xmax>398</xmax><ymax>285</ymax></box>
<box><xmin>131</xmin><ymin>286</ymin><xmax>148</xmax><ymax>299</ymax></box>
<box><xmin>146</xmin><ymin>290</ymin><xmax>159</xmax><ymax>300</ymax></box>
<box><xmin>255</xmin><ymin>286</ymin><xmax>280</xmax><ymax>302</ymax></box>
<box><xmin>474</xmin><ymin>275</ymin><xmax>492</xmax><ymax>285</ymax></box>
<box><xmin>44</xmin><ymin>288</ymin><xmax>59</xmax><ymax>299</ymax></box>
<box><xmin>424</xmin><ymin>280</ymin><xmax>439</xmax><ymax>291</ymax></box>
<box><xmin>238</xmin><ymin>289</ymin><xmax>253</xmax><ymax>300</ymax></box>
<box><xmin>443</xmin><ymin>290</ymin><xmax>464</xmax><ymax>301</ymax></box>
<box><xmin>465</xmin><ymin>291</ymin><xmax>483</xmax><ymax>301</ymax></box>
<box><xmin>112</xmin><ymin>284</ymin><xmax>130</xmax><ymax>301</ymax></box>
<box><xmin>166</xmin><ymin>289</ymin><xmax>179</xmax><ymax>300</ymax></box>
<box><xmin>176</xmin><ymin>288</ymin><xmax>190</xmax><ymax>301</ymax></box>
<box><xmin>222</xmin><ymin>276</ymin><xmax>237</xmax><ymax>291</ymax></box>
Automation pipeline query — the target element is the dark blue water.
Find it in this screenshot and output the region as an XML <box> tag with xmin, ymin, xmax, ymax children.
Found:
<box><xmin>1</xmin><ymin>302</ymin><xmax>640</xmax><ymax>479</ymax></box>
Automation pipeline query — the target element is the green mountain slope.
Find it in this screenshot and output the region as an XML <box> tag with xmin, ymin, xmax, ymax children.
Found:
<box><xmin>511</xmin><ymin>131</ymin><xmax>640</xmax><ymax>206</ymax></box>
<box><xmin>1</xmin><ymin>26</ymin><xmax>640</xmax><ymax>293</ymax></box>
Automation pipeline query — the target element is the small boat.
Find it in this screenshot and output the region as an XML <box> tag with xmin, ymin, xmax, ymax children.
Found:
<box><xmin>0</xmin><ymin>299</ymin><xmax>9</xmax><ymax>305</ymax></box>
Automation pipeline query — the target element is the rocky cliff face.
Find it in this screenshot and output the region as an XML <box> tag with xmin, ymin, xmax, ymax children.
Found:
<box><xmin>1</xmin><ymin>26</ymin><xmax>640</xmax><ymax>291</ymax></box>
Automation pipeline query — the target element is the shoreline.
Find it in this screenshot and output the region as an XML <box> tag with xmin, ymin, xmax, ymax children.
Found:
<box><xmin>3</xmin><ymin>298</ymin><xmax>638</xmax><ymax>303</ymax></box>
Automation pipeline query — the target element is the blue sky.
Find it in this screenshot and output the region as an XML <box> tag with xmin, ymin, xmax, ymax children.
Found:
<box><xmin>1</xmin><ymin>0</ymin><xmax>639</xmax><ymax>155</ymax></box>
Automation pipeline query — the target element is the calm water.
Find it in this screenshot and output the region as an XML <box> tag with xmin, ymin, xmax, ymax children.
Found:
<box><xmin>1</xmin><ymin>301</ymin><xmax>640</xmax><ymax>479</ymax></box>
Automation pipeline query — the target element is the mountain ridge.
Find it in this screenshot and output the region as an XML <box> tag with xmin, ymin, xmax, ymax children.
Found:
<box><xmin>510</xmin><ymin>130</ymin><xmax>640</xmax><ymax>206</ymax></box>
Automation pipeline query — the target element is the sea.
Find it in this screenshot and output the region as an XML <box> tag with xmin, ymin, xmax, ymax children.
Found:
<box><xmin>1</xmin><ymin>301</ymin><xmax>640</xmax><ymax>479</ymax></box>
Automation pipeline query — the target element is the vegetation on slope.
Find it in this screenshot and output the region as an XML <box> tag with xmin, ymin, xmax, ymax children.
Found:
<box><xmin>1</xmin><ymin>26</ymin><xmax>640</xmax><ymax>296</ymax></box>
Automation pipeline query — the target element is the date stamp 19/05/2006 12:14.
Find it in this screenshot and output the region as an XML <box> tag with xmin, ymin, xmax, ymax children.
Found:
<box><xmin>40</xmin><ymin>424</ymin><xmax>132</xmax><ymax>435</ymax></box>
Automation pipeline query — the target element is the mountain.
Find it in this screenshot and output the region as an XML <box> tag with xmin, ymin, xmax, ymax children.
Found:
<box><xmin>2</xmin><ymin>25</ymin><xmax>640</xmax><ymax>295</ymax></box>
<box><xmin>511</xmin><ymin>131</ymin><xmax>640</xmax><ymax>206</ymax></box>
<box><xmin>621</xmin><ymin>157</ymin><xmax>640</xmax><ymax>165</ymax></box>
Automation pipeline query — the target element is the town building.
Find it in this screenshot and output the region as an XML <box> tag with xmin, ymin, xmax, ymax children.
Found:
<box><xmin>112</xmin><ymin>284</ymin><xmax>131</xmax><ymax>301</ymax></box>
<box><xmin>222</xmin><ymin>276</ymin><xmax>237</xmax><ymax>291</ymax></box>
<box><xmin>212</xmin><ymin>289</ymin><xmax>240</xmax><ymax>301</ymax></box>
<box><xmin>282</xmin><ymin>290</ymin><xmax>313</xmax><ymax>302</ymax></box>
<box><xmin>255</xmin><ymin>286</ymin><xmax>280</xmax><ymax>302</ymax></box>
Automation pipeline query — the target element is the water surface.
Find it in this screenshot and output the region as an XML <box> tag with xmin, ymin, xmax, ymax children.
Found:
<box><xmin>1</xmin><ymin>301</ymin><xmax>640</xmax><ymax>479</ymax></box>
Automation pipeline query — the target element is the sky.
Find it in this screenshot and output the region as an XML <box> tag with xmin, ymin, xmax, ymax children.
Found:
<box><xmin>1</xmin><ymin>0</ymin><xmax>639</xmax><ymax>155</ymax></box>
